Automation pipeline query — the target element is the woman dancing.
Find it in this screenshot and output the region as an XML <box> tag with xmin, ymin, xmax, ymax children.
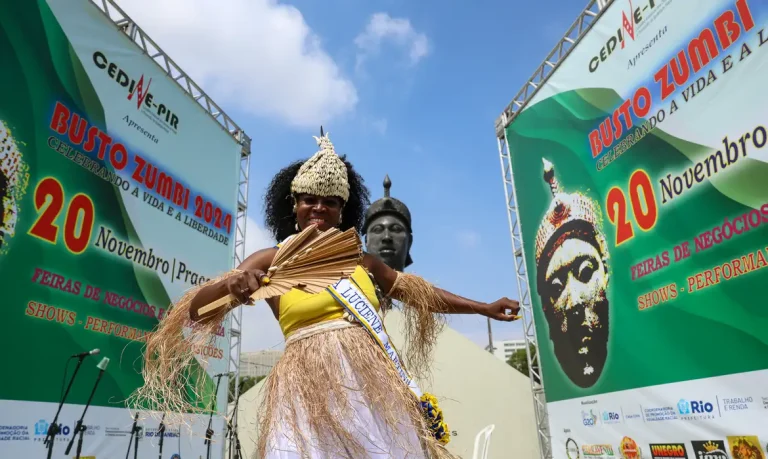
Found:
<box><xmin>134</xmin><ymin>130</ymin><xmax>520</xmax><ymax>458</ymax></box>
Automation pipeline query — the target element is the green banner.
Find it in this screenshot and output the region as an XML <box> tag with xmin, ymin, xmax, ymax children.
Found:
<box><xmin>0</xmin><ymin>0</ymin><xmax>240</xmax><ymax>457</ymax></box>
<box><xmin>503</xmin><ymin>0</ymin><xmax>768</xmax><ymax>456</ymax></box>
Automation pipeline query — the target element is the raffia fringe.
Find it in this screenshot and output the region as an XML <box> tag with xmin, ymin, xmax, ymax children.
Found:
<box><xmin>387</xmin><ymin>272</ymin><xmax>447</xmax><ymax>382</ymax></box>
<box><xmin>256</xmin><ymin>325</ymin><xmax>457</xmax><ymax>459</ymax></box>
<box><xmin>126</xmin><ymin>270</ymin><xmax>241</xmax><ymax>428</ymax></box>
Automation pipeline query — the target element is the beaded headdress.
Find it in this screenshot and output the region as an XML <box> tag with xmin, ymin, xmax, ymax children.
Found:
<box><xmin>290</xmin><ymin>127</ymin><xmax>350</xmax><ymax>202</ymax></box>
<box><xmin>534</xmin><ymin>158</ymin><xmax>609</xmax><ymax>270</ymax></box>
<box><xmin>0</xmin><ymin>120</ymin><xmax>30</xmax><ymax>247</ymax></box>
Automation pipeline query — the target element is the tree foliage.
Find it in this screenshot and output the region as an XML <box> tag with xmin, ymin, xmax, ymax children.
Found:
<box><xmin>228</xmin><ymin>374</ymin><xmax>266</xmax><ymax>403</ymax></box>
<box><xmin>506</xmin><ymin>344</ymin><xmax>536</xmax><ymax>378</ymax></box>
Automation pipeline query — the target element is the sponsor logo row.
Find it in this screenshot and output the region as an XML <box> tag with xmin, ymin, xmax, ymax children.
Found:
<box><xmin>580</xmin><ymin>396</ymin><xmax>768</xmax><ymax>426</ymax></box>
<box><xmin>0</xmin><ymin>419</ymin><xmax>181</xmax><ymax>442</ymax></box>
<box><xmin>566</xmin><ymin>436</ymin><xmax>766</xmax><ymax>459</ymax></box>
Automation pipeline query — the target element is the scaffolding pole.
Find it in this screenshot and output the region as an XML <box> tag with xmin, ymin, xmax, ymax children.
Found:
<box><xmin>496</xmin><ymin>129</ymin><xmax>551</xmax><ymax>459</ymax></box>
<box><xmin>494</xmin><ymin>1</ymin><xmax>614</xmax><ymax>458</ymax></box>
<box><xmin>85</xmin><ymin>2</ymin><xmax>252</xmax><ymax>457</ymax></box>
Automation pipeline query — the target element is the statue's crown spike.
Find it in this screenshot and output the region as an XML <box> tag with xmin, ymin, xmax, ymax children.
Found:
<box><xmin>383</xmin><ymin>174</ymin><xmax>391</xmax><ymax>197</ymax></box>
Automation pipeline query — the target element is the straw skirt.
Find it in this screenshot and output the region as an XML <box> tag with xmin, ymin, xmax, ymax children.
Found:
<box><xmin>256</xmin><ymin>322</ymin><xmax>453</xmax><ymax>459</ymax></box>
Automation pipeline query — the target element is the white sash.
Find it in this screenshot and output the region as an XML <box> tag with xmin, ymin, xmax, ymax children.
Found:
<box><xmin>327</xmin><ymin>277</ymin><xmax>423</xmax><ymax>399</ymax></box>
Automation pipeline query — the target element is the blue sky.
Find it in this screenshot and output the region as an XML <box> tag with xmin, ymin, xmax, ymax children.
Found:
<box><xmin>121</xmin><ymin>0</ymin><xmax>590</xmax><ymax>351</ymax></box>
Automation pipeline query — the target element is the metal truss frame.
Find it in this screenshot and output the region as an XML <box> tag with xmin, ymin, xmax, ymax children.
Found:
<box><xmin>494</xmin><ymin>1</ymin><xmax>612</xmax><ymax>458</ymax></box>
<box><xmin>86</xmin><ymin>1</ymin><xmax>252</xmax><ymax>457</ymax></box>
<box><xmin>494</xmin><ymin>0</ymin><xmax>610</xmax><ymax>138</ymax></box>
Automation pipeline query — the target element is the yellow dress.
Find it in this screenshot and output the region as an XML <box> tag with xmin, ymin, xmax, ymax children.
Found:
<box><xmin>277</xmin><ymin>266</ymin><xmax>379</xmax><ymax>337</ymax></box>
<box><xmin>257</xmin><ymin>265</ymin><xmax>445</xmax><ymax>459</ymax></box>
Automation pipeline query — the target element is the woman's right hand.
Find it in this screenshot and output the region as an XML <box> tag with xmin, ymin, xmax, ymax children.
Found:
<box><xmin>226</xmin><ymin>269</ymin><xmax>268</xmax><ymax>305</ymax></box>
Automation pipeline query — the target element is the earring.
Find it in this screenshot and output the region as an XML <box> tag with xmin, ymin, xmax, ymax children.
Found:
<box><xmin>295</xmin><ymin>222</ymin><xmax>299</xmax><ymax>231</ymax></box>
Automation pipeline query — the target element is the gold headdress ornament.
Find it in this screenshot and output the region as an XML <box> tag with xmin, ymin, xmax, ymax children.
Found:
<box><xmin>290</xmin><ymin>126</ymin><xmax>350</xmax><ymax>201</ymax></box>
<box><xmin>534</xmin><ymin>158</ymin><xmax>609</xmax><ymax>268</ymax></box>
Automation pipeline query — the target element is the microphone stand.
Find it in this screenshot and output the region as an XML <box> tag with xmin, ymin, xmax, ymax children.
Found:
<box><xmin>226</xmin><ymin>395</ymin><xmax>242</xmax><ymax>459</ymax></box>
<box><xmin>204</xmin><ymin>373</ymin><xmax>225</xmax><ymax>459</ymax></box>
<box><xmin>45</xmin><ymin>354</ymin><xmax>87</xmax><ymax>458</ymax></box>
<box><xmin>125</xmin><ymin>411</ymin><xmax>142</xmax><ymax>459</ymax></box>
<box><xmin>157</xmin><ymin>412</ymin><xmax>166</xmax><ymax>459</ymax></box>
<box><xmin>65</xmin><ymin>357</ymin><xmax>108</xmax><ymax>459</ymax></box>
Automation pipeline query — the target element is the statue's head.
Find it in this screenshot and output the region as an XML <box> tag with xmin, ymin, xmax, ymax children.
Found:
<box><xmin>535</xmin><ymin>158</ymin><xmax>611</xmax><ymax>388</ymax></box>
<box><xmin>363</xmin><ymin>175</ymin><xmax>413</xmax><ymax>272</ymax></box>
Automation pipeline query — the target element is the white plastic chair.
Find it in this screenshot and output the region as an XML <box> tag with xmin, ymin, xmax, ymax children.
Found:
<box><xmin>472</xmin><ymin>424</ymin><xmax>496</xmax><ymax>459</ymax></box>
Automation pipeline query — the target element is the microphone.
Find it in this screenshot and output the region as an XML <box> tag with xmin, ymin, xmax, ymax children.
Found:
<box><xmin>71</xmin><ymin>349</ymin><xmax>100</xmax><ymax>359</ymax></box>
<box><xmin>65</xmin><ymin>356</ymin><xmax>110</xmax><ymax>456</ymax></box>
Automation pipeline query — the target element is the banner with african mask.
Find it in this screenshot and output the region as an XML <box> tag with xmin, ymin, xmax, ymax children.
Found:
<box><xmin>503</xmin><ymin>0</ymin><xmax>768</xmax><ymax>457</ymax></box>
<box><xmin>0</xmin><ymin>0</ymin><xmax>241</xmax><ymax>457</ymax></box>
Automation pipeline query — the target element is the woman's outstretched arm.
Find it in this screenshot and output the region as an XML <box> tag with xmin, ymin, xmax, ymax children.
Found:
<box><xmin>362</xmin><ymin>253</ymin><xmax>520</xmax><ymax>321</ymax></box>
<box><xmin>188</xmin><ymin>247</ymin><xmax>278</xmax><ymax>322</ymax></box>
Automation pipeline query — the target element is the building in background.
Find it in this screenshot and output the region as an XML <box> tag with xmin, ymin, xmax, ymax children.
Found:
<box><xmin>492</xmin><ymin>339</ymin><xmax>526</xmax><ymax>362</ymax></box>
<box><xmin>241</xmin><ymin>350</ymin><xmax>283</xmax><ymax>378</ymax></box>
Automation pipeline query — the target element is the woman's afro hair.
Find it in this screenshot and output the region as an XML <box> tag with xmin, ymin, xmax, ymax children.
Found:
<box><xmin>263</xmin><ymin>155</ymin><xmax>370</xmax><ymax>242</ymax></box>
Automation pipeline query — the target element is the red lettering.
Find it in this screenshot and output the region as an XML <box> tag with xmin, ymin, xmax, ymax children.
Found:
<box><xmin>695</xmin><ymin>273</ymin><xmax>706</xmax><ymax>290</ymax></box>
<box><xmin>31</xmin><ymin>267</ymin><xmax>44</xmax><ymax>283</ymax></box>
<box><xmin>715</xmin><ymin>10</ymin><xmax>741</xmax><ymax>49</ymax></box>
<box><xmin>732</xmin><ymin>258</ymin><xmax>743</xmax><ymax>275</ymax></box>
<box><xmin>132</xmin><ymin>155</ymin><xmax>147</xmax><ymax>184</ymax></box>
<box><xmin>156</xmin><ymin>172</ymin><xmax>174</xmax><ymax>200</ymax></box>
<box><xmin>50</xmin><ymin>102</ymin><xmax>70</xmax><ymax>134</ymax></box>
<box><xmin>590</xmin><ymin>130</ymin><xmax>603</xmax><ymax>157</ymax></box>
<box><xmin>82</xmin><ymin>126</ymin><xmax>98</xmax><ymax>153</ymax></box>
<box><xmin>599</xmin><ymin>119</ymin><xmax>614</xmax><ymax>148</ymax></box>
<box><xmin>617</xmin><ymin>99</ymin><xmax>633</xmax><ymax>132</ymax></box>
<box><xmin>173</xmin><ymin>183</ymin><xmax>186</xmax><ymax>207</ymax></box>
<box><xmin>633</xmin><ymin>87</ymin><xmax>651</xmax><ymax>118</ymax></box>
<box><xmin>688</xmin><ymin>29</ymin><xmax>719</xmax><ymax>73</ymax></box>
<box><xmin>128</xmin><ymin>75</ymin><xmax>153</xmax><ymax>108</ymax></box>
<box><xmin>704</xmin><ymin>270</ymin><xmax>715</xmax><ymax>286</ymax></box>
<box><xmin>109</xmin><ymin>143</ymin><xmax>128</xmax><ymax>170</ymax></box>
<box><xmin>96</xmin><ymin>131</ymin><xmax>112</xmax><ymax>161</ymax></box>
<box><xmin>736</xmin><ymin>0</ymin><xmax>755</xmax><ymax>31</ymax></box>
<box><xmin>654</xmin><ymin>64</ymin><xmax>675</xmax><ymax>100</ymax></box>
<box><xmin>51</xmin><ymin>274</ymin><xmax>64</xmax><ymax>290</ymax></box>
<box><xmin>669</xmin><ymin>50</ymin><xmax>690</xmax><ymax>86</ymax></box>
<box><xmin>68</xmin><ymin>113</ymin><xmax>87</xmax><ymax>145</ymax></box>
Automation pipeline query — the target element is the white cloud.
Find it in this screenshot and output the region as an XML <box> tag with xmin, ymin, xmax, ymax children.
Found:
<box><xmin>456</xmin><ymin>230</ymin><xmax>480</xmax><ymax>249</ymax></box>
<box><xmin>244</xmin><ymin>216</ymin><xmax>275</xmax><ymax>256</ymax></box>
<box><xmin>354</xmin><ymin>13</ymin><xmax>430</xmax><ymax>68</ymax></box>
<box><xmin>118</xmin><ymin>0</ymin><xmax>358</xmax><ymax>127</ymax></box>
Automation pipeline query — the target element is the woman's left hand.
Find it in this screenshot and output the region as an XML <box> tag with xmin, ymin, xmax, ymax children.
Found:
<box><xmin>482</xmin><ymin>297</ymin><xmax>521</xmax><ymax>321</ymax></box>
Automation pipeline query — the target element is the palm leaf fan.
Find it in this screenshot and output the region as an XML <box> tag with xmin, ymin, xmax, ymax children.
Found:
<box><xmin>196</xmin><ymin>225</ymin><xmax>362</xmax><ymax>316</ymax></box>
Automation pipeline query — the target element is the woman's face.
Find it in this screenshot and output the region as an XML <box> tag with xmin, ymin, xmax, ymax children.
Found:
<box><xmin>295</xmin><ymin>194</ymin><xmax>343</xmax><ymax>231</ymax></box>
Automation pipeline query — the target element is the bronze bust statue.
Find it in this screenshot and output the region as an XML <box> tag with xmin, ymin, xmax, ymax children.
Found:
<box><xmin>363</xmin><ymin>175</ymin><xmax>413</xmax><ymax>273</ymax></box>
